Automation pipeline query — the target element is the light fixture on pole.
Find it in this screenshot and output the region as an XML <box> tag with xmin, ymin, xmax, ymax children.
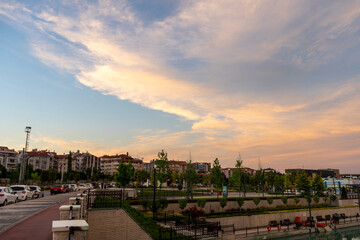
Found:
<box><xmin>153</xmin><ymin>163</ymin><xmax>157</xmax><ymax>220</ymax></box>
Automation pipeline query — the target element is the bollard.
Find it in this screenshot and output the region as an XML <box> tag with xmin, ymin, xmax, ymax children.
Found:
<box><xmin>52</xmin><ymin>220</ymin><xmax>88</xmax><ymax>240</ymax></box>
<box><xmin>59</xmin><ymin>205</ymin><xmax>81</xmax><ymax>220</ymax></box>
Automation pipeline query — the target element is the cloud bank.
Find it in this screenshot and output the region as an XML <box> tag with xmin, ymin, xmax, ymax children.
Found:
<box><xmin>1</xmin><ymin>0</ymin><xmax>360</xmax><ymax>171</ymax></box>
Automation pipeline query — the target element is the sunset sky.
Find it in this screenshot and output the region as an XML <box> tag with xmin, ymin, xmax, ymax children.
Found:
<box><xmin>1</xmin><ymin>0</ymin><xmax>360</xmax><ymax>172</ymax></box>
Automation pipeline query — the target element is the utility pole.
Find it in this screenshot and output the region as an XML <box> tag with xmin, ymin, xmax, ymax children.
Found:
<box><xmin>18</xmin><ymin>126</ymin><xmax>31</xmax><ymax>184</ymax></box>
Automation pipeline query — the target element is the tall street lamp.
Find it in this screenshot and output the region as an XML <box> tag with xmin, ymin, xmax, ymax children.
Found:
<box><xmin>153</xmin><ymin>164</ymin><xmax>157</xmax><ymax>220</ymax></box>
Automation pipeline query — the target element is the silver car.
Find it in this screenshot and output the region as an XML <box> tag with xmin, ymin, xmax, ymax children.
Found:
<box><xmin>29</xmin><ymin>186</ymin><xmax>44</xmax><ymax>198</ymax></box>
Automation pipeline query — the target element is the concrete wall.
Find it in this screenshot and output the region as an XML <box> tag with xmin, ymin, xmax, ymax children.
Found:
<box><xmin>87</xmin><ymin>209</ymin><xmax>152</xmax><ymax>240</ymax></box>
<box><xmin>137</xmin><ymin>197</ymin><xmax>334</xmax><ymax>213</ymax></box>
<box><xmin>206</xmin><ymin>207</ymin><xmax>360</xmax><ymax>228</ymax></box>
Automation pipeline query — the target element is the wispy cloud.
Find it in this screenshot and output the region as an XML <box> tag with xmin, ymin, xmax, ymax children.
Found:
<box><xmin>1</xmin><ymin>0</ymin><xmax>360</xmax><ymax>171</ymax></box>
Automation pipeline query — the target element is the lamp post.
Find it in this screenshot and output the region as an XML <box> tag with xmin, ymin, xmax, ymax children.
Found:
<box><xmin>306</xmin><ymin>187</ymin><xmax>312</xmax><ymax>233</ymax></box>
<box><xmin>153</xmin><ymin>164</ymin><xmax>157</xmax><ymax>220</ymax></box>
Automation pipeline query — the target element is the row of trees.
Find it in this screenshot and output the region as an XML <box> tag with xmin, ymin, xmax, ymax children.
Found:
<box><xmin>0</xmin><ymin>163</ymin><xmax>114</xmax><ymax>184</ymax></box>
<box><xmin>115</xmin><ymin>150</ymin><xmax>326</xmax><ymax>199</ymax></box>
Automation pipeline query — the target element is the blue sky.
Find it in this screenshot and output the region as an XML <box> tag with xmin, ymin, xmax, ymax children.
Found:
<box><xmin>1</xmin><ymin>0</ymin><xmax>360</xmax><ymax>172</ymax></box>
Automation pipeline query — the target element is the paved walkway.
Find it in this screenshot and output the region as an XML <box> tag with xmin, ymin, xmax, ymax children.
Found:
<box><xmin>0</xmin><ymin>199</ymin><xmax>69</xmax><ymax>240</ymax></box>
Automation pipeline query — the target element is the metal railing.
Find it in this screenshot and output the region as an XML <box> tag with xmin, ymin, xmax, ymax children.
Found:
<box><xmin>136</xmin><ymin>188</ymin><xmax>212</xmax><ymax>200</ymax></box>
<box><xmin>159</xmin><ymin>222</ymin><xmax>219</xmax><ymax>240</ymax></box>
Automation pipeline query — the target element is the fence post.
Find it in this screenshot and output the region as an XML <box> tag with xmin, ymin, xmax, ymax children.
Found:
<box><xmin>170</xmin><ymin>226</ymin><xmax>172</xmax><ymax>240</ymax></box>
<box><xmin>246</xmin><ymin>226</ymin><xmax>247</xmax><ymax>237</ymax></box>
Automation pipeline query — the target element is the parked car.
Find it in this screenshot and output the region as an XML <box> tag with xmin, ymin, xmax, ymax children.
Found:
<box><xmin>0</xmin><ymin>187</ymin><xmax>19</xmax><ymax>206</ymax></box>
<box><xmin>10</xmin><ymin>185</ymin><xmax>32</xmax><ymax>200</ymax></box>
<box><xmin>29</xmin><ymin>186</ymin><xmax>44</xmax><ymax>198</ymax></box>
<box><xmin>63</xmin><ymin>184</ymin><xmax>71</xmax><ymax>192</ymax></box>
<box><xmin>50</xmin><ymin>185</ymin><xmax>67</xmax><ymax>195</ymax></box>
<box><xmin>86</xmin><ymin>183</ymin><xmax>93</xmax><ymax>189</ymax></box>
<box><xmin>69</xmin><ymin>184</ymin><xmax>78</xmax><ymax>191</ymax></box>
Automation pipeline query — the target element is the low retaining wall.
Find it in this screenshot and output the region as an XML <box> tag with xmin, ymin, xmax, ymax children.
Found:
<box><xmin>137</xmin><ymin>197</ymin><xmax>337</xmax><ymax>213</ymax></box>
<box><xmin>86</xmin><ymin>209</ymin><xmax>151</xmax><ymax>240</ymax></box>
<box><xmin>206</xmin><ymin>207</ymin><xmax>360</xmax><ymax>228</ymax></box>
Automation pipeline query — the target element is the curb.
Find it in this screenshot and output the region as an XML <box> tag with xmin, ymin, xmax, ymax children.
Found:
<box><xmin>0</xmin><ymin>192</ymin><xmax>76</xmax><ymax>236</ymax></box>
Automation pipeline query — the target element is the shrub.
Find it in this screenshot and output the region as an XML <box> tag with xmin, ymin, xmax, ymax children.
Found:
<box><xmin>281</xmin><ymin>196</ymin><xmax>288</xmax><ymax>205</ymax></box>
<box><xmin>323</xmin><ymin>195</ymin><xmax>328</xmax><ymax>203</ymax></box>
<box><xmin>178</xmin><ymin>184</ymin><xmax>183</xmax><ymax>191</ymax></box>
<box><xmin>330</xmin><ymin>195</ymin><xmax>337</xmax><ymax>202</ymax></box>
<box><xmin>197</xmin><ymin>199</ymin><xmax>206</xmax><ymax>208</ymax></box>
<box><xmin>313</xmin><ymin>195</ymin><xmax>320</xmax><ymax>204</ymax></box>
<box><xmin>253</xmin><ymin>198</ymin><xmax>261</xmax><ymax>206</ymax></box>
<box><xmin>140</xmin><ymin>199</ymin><xmax>151</xmax><ymax>211</ymax></box>
<box><xmin>159</xmin><ymin>198</ymin><xmax>169</xmax><ymax>209</ymax></box>
<box><xmin>294</xmin><ymin>197</ymin><xmax>300</xmax><ymax>205</ymax></box>
<box><xmin>267</xmin><ymin>197</ymin><xmax>274</xmax><ymax>205</ymax></box>
<box><xmin>179</xmin><ymin>199</ymin><xmax>188</xmax><ymax>209</ymax></box>
<box><xmin>220</xmin><ymin>198</ymin><xmax>227</xmax><ymax>208</ymax></box>
<box><xmin>236</xmin><ymin>198</ymin><xmax>244</xmax><ymax>208</ymax></box>
<box><xmin>188</xmin><ymin>206</ymin><xmax>204</xmax><ymax>220</ymax></box>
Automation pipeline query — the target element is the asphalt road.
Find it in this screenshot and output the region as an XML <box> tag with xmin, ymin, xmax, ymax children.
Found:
<box><xmin>0</xmin><ymin>191</ymin><xmax>79</xmax><ymax>233</ymax></box>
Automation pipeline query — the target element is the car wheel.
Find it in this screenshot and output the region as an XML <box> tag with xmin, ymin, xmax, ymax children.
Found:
<box><xmin>15</xmin><ymin>198</ymin><xmax>18</xmax><ymax>203</ymax></box>
<box><xmin>3</xmin><ymin>200</ymin><xmax>7</xmax><ymax>206</ymax></box>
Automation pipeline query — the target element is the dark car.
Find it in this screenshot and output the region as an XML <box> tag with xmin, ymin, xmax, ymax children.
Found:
<box><xmin>50</xmin><ymin>185</ymin><xmax>66</xmax><ymax>195</ymax></box>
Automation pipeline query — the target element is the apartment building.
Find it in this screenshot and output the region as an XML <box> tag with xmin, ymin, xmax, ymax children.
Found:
<box><xmin>0</xmin><ymin>146</ymin><xmax>19</xmax><ymax>170</ymax></box>
<box><xmin>100</xmin><ymin>153</ymin><xmax>143</xmax><ymax>175</ymax></box>
<box><xmin>192</xmin><ymin>162</ymin><xmax>211</xmax><ymax>173</ymax></box>
<box><xmin>27</xmin><ymin>149</ymin><xmax>57</xmax><ymax>170</ymax></box>
<box><xmin>169</xmin><ymin>160</ymin><xmax>187</xmax><ymax>174</ymax></box>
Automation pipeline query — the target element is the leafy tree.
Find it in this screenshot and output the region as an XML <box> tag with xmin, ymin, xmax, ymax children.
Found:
<box><xmin>115</xmin><ymin>162</ymin><xmax>135</xmax><ymax>200</ymax></box>
<box><xmin>230</xmin><ymin>158</ymin><xmax>243</xmax><ymax>197</ymax></box>
<box><xmin>75</xmin><ymin>173</ymin><xmax>80</xmax><ymax>182</ymax></box>
<box><xmin>49</xmin><ymin>169</ymin><xmax>58</xmax><ymax>183</ymax></box>
<box><xmin>274</xmin><ymin>174</ymin><xmax>284</xmax><ymax>194</ymax></box>
<box><xmin>296</xmin><ymin>170</ymin><xmax>311</xmax><ymax>193</ymax></box>
<box><xmin>153</xmin><ymin>150</ymin><xmax>171</xmax><ymax>188</ymax></box>
<box><xmin>67</xmin><ymin>152</ymin><xmax>72</xmax><ymax>174</ymax></box>
<box><xmin>31</xmin><ymin>172</ymin><xmax>40</xmax><ymax>182</ymax></box>
<box><xmin>210</xmin><ymin>158</ymin><xmax>226</xmax><ymax>198</ymax></box>
<box><xmin>0</xmin><ymin>164</ymin><xmax>7</xmax><ymax>178</ymax></box>
<box><xmin>40</xmin><ymin>170</ymin><xmax>49</xmax><ymax>183</ymax></box>
<box><xmin>136</xmin><ymin>170</ymin><xmax>149</xmax><ymax>186</ymax></box>
<box><xmin>140</xmin><ymin>199</ymin><xmax>151</xmax><ymax>211</ymax></box>
<box><xmin>184</xmin><ymin>161</ymin><xmax>198</xmax><ymax>199</ymax></box>
<box><xmin>312</xmin><ymin>174</ymin><xmax>325</xmax><ymax>196</ymax></box>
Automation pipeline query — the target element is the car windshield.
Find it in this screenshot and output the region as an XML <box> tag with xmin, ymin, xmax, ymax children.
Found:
<box><xmin>30</xmin><ymin>187</ymin><xmax>37</xmax><ymax>191</ymax></box>
<box><xmin>11</xmin><ymin>186</ymin><xmax>25</xmax><ymax>190</ymax></box>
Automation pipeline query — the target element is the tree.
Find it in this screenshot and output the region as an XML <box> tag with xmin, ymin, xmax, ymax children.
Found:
<box><xmin>67</xmin><ymin>152</ymin><xmax>72</xmax><ymax>174</ymax></box>
<box><xmin>296</xmin><ymin>170</ymin><xmax>311</xmax><ymax>193</ymax></box>
<box><xmin>230</xmin><ymin>158</ymin><xmax>243</xmax><ymax>197</ymax></box>
<box><xmin>136</xmin><ymin>170</ymin><xmax>149</xmax><ymax>186</ymax></box>
<box><xmin>274</xmin><ymin>174</ymin><xmax>284</xmax><ymax>194</ymax></box>
<box><xmin>210</xmin><ymin>158</ymin><xmax>225</xmax><ymax>198</ymax></box>
<box><xmin>154</xmin><ymin>150</ymin><xmax>171</xmax><ymax>188</ymax></box>
<box><xmin>115</xmin><ymin>162</ymin><xmax>135</xmax><ymax>200</ymax></box>
<box><xmin>184</xmin><ymin>161</ymin><xmax>198</xmax><ymax>199</ymax></box>
<box><xmin>31</xmin><ymin>172</ymin><xmax>40</xmax><ymax>182</ymax></box>
<box><xmin>312</xmin><ymin>174</ymin><xmax>325</xmax><ymax>196</ymax></box>
<box><xmin>40</xmin><ymin>170</ymin><xmax>49</xmax><ymax>184</ymax></box>
<box><xmin>0</xmin><ymin>164</ymin><xmax>7</xmax><ymax>178</ymax></box>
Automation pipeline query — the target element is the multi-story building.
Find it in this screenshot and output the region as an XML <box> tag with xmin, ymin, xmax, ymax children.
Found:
<box><xmin>192</xmin><ymin>162</ymin><xmax>211</xmax><ymax>173</ymax></box>
<box><xmin>169</xmin><ymin>160</ymin><xmax>187</xmax><ymax>174</ymax></box>
<box><xmin>72</xmin><ymin>150</ymin><xmax>100</xmax><ymax>172</ymax></box>
<box><xmin>241</xmin><ymin>167</ymin><xmax>256</xmax><ymax>175</ymax></box>
<box><xmin>56</xmin><ymin>154</ymin><xmax>68</xmax><ymax>173</ymax></box>
<box><xmin>0</xmin><ymin>146</ymin><xmax>19</xmax><ymax>170</ymax></box>
<box><xmin>100</xmin><ymin>153</ymin><xmax>143</xmax><ymax>175</ymax></box>
<box><xmin>285</xmin><ymin>168</ymin><xmax>339</xmax><ymax>178</ymax></box>
<box><xmin>27</xmin><ymin>149</ymin><xmax>57</xmax><ymax>170</ymax></box>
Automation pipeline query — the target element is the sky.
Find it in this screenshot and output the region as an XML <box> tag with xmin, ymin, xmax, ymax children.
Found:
<box><xmin>0</xmin><ymin>0</ymin><xmax>360</xmax><ymax>173</ymax></box>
